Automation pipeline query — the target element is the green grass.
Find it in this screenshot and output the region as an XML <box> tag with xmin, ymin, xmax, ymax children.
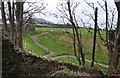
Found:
<box><xmin>85</xmin><ymin>52</ymin><xmax>108</xmax><ymax>64</ymax></box>
<box><xmin>23</xmin><ymin>32</ymin><xmax>46</xmax><ymax>56</ymax></box>
<box><xmin>55</xmin><ymin>57</ymin><xmax>108</xmax><ymax>73</ymax></box>
<box><xmin>56</xmin><ymin>57</ymin><xmax>79</xmax><ymax>65</ymax></box>
<box><xmin>37</xmin><ymin>29</ymin><xmax>73</xmax><ymax>56</ymax></box>
<box><xmin>23</xmin><ymin>28</ymin><xmax>108</xmax><ymax>64</ymax></box>
<box><xmin>23</xmin><ymin>27</ymin><xmax>109</xmax><ymax>73</ymax></box>
<box><xmin>36</xmin><ymin>28</ymin><xmax>108</xmax><ymax>64</ymax></box>
<box><xmin>23</xmin><ymin>28</ymin><xmax>71</xmax><ymax>56</ymax></box>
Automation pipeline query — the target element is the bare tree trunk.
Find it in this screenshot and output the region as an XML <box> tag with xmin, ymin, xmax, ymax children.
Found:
<box><xmin>114</xmin><ymin>2</ymin><xmax>120</xmax><ymax>69</ymax></box>
<box><xmin>67</xmin><ymin>0</ymin><xmax>85</xmax><ymax>66</ymax></box>
<box><xmin>91</xmin><ymin>7</ymin><xmax>98</xmax><ymax>67</ymax></box>
<box><xmin>12</xmin><ymin>1</ymin><xmax>15</xmax><ymax>44</ymax></box>
<box><xmin>108</xmin><ymin>12</ymin><xmax>120</xmax><ymax>74</ymax></box>
<box><xmin>1</xmin><ymin>2</ymin><xmax>8</xmax><ymax>36</ymax></box>
<box><xmin>7</xmin><ymin>1</ymin><xmax>14</xmax><ymax>42</ymax></box>
<box><xmin>112</xmin><ymin>30</ymin><xmax>120</xmax><ymax>71</ymax></box>
<box><xmin>105</xmin><ymin>1</ymin><xmax>109</xmax><ymax>48</ymax></box>
<box><xmin>107</xmin><ymin>1</ymin><xmax>120</xmax><ymax>75</ymax></box>
<box><xmin>112</xmin><ymin>1</ymin><xmax>120</xmax><ymax>74</ymax></box>
<box><xmin>105</xmin><ymin>0</ymin><xmax>115</xmax><ymax>74</ymax></box>
<box><xmin>15</xmin><ymin>2</ymin><xmax>23</xmax><ymax>49</ymax></box>
<box><xmin>73</xmin><ymin>28</ymin><xmax>77</xmax><ymax>56</ymax></box>
<box><xmin>105</xmin><ymin>0</ymin><xmax>112</xmax><ymax>72</ymax></box>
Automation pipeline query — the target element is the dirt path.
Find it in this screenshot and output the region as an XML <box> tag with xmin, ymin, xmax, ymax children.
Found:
<box><xmin>31</xmin><ymin>32</ymin><xmax>108</xmax><ymax>68</ymax></box>
<box><xmin>31</xmin><ymin>32</ymin><xmax>55</xmax><ymax>58</ymax></box>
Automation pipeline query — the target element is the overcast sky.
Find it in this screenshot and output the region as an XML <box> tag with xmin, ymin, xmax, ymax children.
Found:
<box><xmin>33</xmin><ymin>0</ymin><xmax>117</xmax><ymax>28</ymax></box>
<box><xmin>1</xmin><ymin>0</ymin><xmax>117</xmax><ymax>28</ymax></box>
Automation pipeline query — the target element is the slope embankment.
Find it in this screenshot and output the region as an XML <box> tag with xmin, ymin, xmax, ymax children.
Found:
<box><xmin>2</xmin><ymin>37</ymin><xmax>105</xmax><ymax>78</ymax></box>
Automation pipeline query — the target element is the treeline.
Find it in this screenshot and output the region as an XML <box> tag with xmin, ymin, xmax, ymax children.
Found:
<box><xmin>1</xmin><ymin>1</ymin><xmax>23</xmax><ymax>49</ymax></box>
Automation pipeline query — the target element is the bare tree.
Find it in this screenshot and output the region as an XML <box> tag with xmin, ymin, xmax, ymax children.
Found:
<box><xmin>1</xmin><ymin>2</ymin><xmax>8</xmax><ymax>37</ymax></box>
<box><xmin>97</xmin><ymin>0</ymin><xmax>120</xmax><ymax>75</ymax></box>
<box><xmin>91</xmin><ymin>7</ymin><xmax>98</xmax><ymax>67</ymax></box>
<box><xmin>67</xmin><ymin>0</ymin><xmax>85</xmax><ymax>66</ymax></box>
<box><xmin>56</xmin><ymin>0</ymin><xmax>85</xmax><ymax>66</ymax></box>
<box><xmin>84</xmin><ymin>0</ymin><xmax>120</xmax><ymax>75</ymax></box>
<box><xmin>7</xmin><ymin>0</ymin><xmax>15</xmax><ymax>42</ymax></box>
<box><xmin>107</xmin><ymin>1</ymin><xmax>120</xmax><ymax>75</ymax></box>
<box><xmin>1</xmin><ymin>0</ymin><xmax>24</xmax><ymax>48</ymax></box>
<box><xmin>23</xmin><ymin>0</ymin><xmax>47</xmax><ymax>26</ymax></box>
<box><xmin>1</xmin><ymin>0</ymin><xmax>47</xmax><ymax>49</ymax></box>
<box><xmin>15</xmin><ymin>1</ymin><xmax>24</xmax><ymax>49</ymax></box>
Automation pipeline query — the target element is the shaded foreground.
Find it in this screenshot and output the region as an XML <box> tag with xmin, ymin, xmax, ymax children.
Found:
<box><xmin>2</xmin><ymin>37</ymin><xmax>106</xmax><ymax>78</ymax></box>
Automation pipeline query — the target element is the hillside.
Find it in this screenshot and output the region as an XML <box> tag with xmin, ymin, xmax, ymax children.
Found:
<box><xmin>23</xmin><ymin>28</ymin><xmax>109</xmax><ymax>73</ymax></box>
<box><xmin>2</xmin><ymin>37</ymin><xmax>105</xmax><ymax>78</ymax></box>
<box><xmin>33</xmin><ymin>18</ymin><xmax>54</xmax><ymax>24</ymax></box>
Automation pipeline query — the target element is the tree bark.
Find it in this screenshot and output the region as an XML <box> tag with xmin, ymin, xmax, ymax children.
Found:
<box><xmin>112</xmin><ymin>1</ymin><xmax>120</xmax><ymax>74</ymax></box>
<box><xmin>7</xmin><ymin>1</ymin><xmax>14</xmax><ymax>42</ymax></box>
<box><xmin>67</xmin><ymin>0</ymin><xmax>85</xmax><ymax>66</ymax></box>
<box><xmin>1</xmin><ymin>2</ymin><xmax>8</xmax><ymax>36</ymax></box>
<box><xmin>108</xmin><ymin>1</ymin><xmax>120</xmax><ymax>75</ymax></box>
<box><xmin>91</xmin><ymin>7</ymin><xmax>98</xmax><ymax>67</ymax></box>
<box><xmin>73</xmin><ymin>28</ymin><xmax>77</xmax><ymax>57</ymax></box>
<box><xmin>15</xmin><ymin>2</ymin><xmax>23</xmax><ymax>49</ymax></box>
<box><xmin>12</xmin><ymin>1</ymin><xmax>15</xmax><ymax>44</ymax></box>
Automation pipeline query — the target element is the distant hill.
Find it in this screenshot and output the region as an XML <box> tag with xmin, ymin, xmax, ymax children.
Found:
<box><xmin>33</xmin><ymin>18</ymin><xmax>54</xmax><ymax>24</ymax></box>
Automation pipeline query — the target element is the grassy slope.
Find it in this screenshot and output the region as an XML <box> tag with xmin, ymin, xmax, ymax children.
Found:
<box><xmin>36</xmin><ymin>28</ymin><xmax>108</xmax><ymax>64</ymax></box>
<box><xmin>37</xmin><ymin>28</ymin><xmax>73</xmax><ymax>56</ymax></box>
<box><xmin>56</xmin><ymin>57</ymin><xmax>79</xmax><ymax>65</ymax></box>
<box><xmin>81</xmin><ymin>28</ymin><xmax>108</xmax><ymax>64</ymax></box>
<box><xmin>23</xmin><ymin>30</ymin><xmax>47</xmax><ymax>56</ymax></box>
<box><xmin>3</xmin><ymin>38</ymin><xmax>105</xmax><ymax>77</ymax></box>
<box><xmin>23</xmin><ymin>27</ymin><xmax>109</xmax><ymax>73</ymax></box>
<box><xmin>56</xmin><ymin>57</ymin><xmax>108</xmax><ymax>74</ymax></box>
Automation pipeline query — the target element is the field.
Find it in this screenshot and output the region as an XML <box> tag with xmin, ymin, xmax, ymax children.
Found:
<box><xmin>23</xmin><ymin>27</ymin><xmax>109</xmax><ymax>73</ymax></box>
